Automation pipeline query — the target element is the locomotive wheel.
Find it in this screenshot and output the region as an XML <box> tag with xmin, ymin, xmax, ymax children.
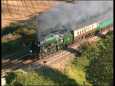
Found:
<box><xmin>47</xmin><ymin>47</ymin><xmax>51</xmax><ymax>54</ymax></box>
<box><xmin>56</xmin><ymin>45</ymin><xmax>61</xmax><ymax>51</ymax></box>
<box><xmin>50</xmin><ymin>49</ymin><xmax>53</xmax><ymax>54</ymax></box>
<box><xmin>36</xmin><ymin>54</ymin><xmax>40</xmax><ymax>59</ymax></box>
<box><xmin>41</xmin><ymin>52</ymin><xmax>46</xmax><ymax>58</ymax></box>
<box><xmin>39</xmin><ymin>54</ymin><xmax>43</xmax><ymax>58</ymax></box>
<box><xmin>34</xmin><ymin>54</ymin><xmax>38</xmax><ymax>58</ymax></box>
<box><xmin>39</xmin><ymin>49</ymin><xmax>47</xmax><ymax>58</ymax></box>
<box><xmin>52</xmin><ymin>46</ymin><xmax>57</xmax><ymax>53</ymax></box>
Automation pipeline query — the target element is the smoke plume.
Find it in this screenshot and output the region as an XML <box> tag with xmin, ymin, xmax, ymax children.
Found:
<box><xmin>36</xmin><ymin>1</ymin><xmax>113</xmax><ymax>40</ymax></box>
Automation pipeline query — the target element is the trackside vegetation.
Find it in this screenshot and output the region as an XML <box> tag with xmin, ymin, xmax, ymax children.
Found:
<box><xmin>86</xmin><ymin>31</ymin><xmax>113</xmax><ymax>86</ymax></box>
<box><xmin>65</xmin><ymin>31</ymin><xmax>113</xmax><ymax>86</ymax></box>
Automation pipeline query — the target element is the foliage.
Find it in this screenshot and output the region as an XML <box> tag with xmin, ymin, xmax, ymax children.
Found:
<box><xmin>65</xmin><ymin>31</ymin><xmax>113</xmax><ymax>86</ymax></box>
<box><xmin>86</xmin><ymin>31</ymin><xmax>113</xmax><ymax>86</ymax></box>
<box><xmin>5</xmin><ymin>72</ymin><xmax>16</xmax><ymax>85</ymax></box>
<box><xmin>65</xmin><ymin>44</ymin><xmax>95</xmax><ymax>86</ymax></box>
<box><xmin>65</xmin><ymin>64</ymin><xmax>92</xmax><ymax>86</ymax></box>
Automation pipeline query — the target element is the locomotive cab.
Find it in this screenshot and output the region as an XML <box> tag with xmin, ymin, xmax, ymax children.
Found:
<box><xmin>29</xmin><ymin>40</ymin><xmax>40</xmax><ymax>56</ymax></box>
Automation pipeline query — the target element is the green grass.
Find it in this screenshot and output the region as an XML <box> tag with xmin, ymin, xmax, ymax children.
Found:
<box><xmin>65</xmin><ymin>65</ymin><xmax>91</xmax><ymax>86</ymax></box>
<box><xmin>64</xmin><ymin>55</ymin><xmax>92</xmax><ymax>86</ymax></box>
<box><xmin>63</xmin><ymin>44</ymin><xmax>96</xmax><ymax>86</ymax></box>
<box><xmin>6</xmin><ymin>67</ymin><xmax>79</xmax><ymax>86</ymax></box>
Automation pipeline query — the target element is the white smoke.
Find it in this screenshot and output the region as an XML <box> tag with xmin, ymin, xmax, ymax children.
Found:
<box><xmin>36</xmin><ymin>1</ymin><xmax>113</xmax><ymax>40</ymax></box>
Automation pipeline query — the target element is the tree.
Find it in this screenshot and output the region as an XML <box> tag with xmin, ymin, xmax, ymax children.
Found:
<box><xmin>86</xmin><ymin>32</ymin><xmax>113</xmax><ymax>86</ymax></box>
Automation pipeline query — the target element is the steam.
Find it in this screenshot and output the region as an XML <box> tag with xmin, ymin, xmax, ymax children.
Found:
<box><xmin>36</xmin><ymin>1</ymin><xmax>113</xmax><ymax>40</ymax></box>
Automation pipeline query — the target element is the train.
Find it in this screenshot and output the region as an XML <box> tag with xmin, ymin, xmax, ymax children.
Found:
<box><xmin>28</xmin><ymin>1</ymin><xmax>113</xmax><ymax>58</ymax></box>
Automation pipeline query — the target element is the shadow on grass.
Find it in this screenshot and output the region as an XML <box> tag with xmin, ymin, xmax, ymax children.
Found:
<box><xmin>2</xmin><ymin>33</ymin><xmax>36</xmax><ymax>59</ymax></box>
<box><xmin>5</xmin><ymin>64</ymin><xmax>79</xmax><ymax>86</ymax></box>
<box><xmin>1</xmin><ymin>34</ymin><xmax>38</xmax><ymax>71</ymax></box>
<box><xmin>2</xmin><ymin>15</ymin><xmax>37</xmax><ymax>60</ymax></box>
<box><xmin>34</xmin><ymin>65</ymin><xmax>79</xmax><ymax>86</ymax></box>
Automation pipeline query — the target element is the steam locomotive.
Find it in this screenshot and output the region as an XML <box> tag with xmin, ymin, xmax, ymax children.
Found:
<box><xmin>28</xmin><ymin>1</ymin><xmax>113</xmax><ymax>58</ymax></box>
<box><xmin>29</xmin><ymin>18</ymin><xmax>113</xmax><ymax>58</ymax></box>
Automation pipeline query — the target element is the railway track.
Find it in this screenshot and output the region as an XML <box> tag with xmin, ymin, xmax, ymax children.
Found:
<box><xmin>2</xmin><ymin>26</ymin><xmax>113</xmax><ymax>74</ymax></box>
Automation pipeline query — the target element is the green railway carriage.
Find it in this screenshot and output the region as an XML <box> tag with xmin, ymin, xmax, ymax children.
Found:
<box><xmin>72</xmin><ymin>18</ymin><xmax>113</xmax><ymax>40</ymax></box>
<box><xmin>96</xmin><ymin>18</ymin><xmax>113</xmax><ymax>30</ymax></box>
